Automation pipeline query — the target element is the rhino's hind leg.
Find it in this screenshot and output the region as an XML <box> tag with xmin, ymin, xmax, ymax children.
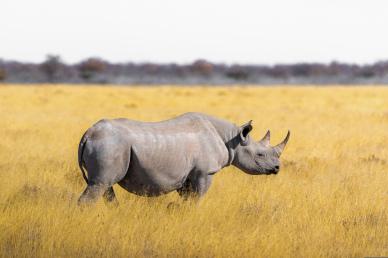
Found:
<box><xmin>78</xmin><ymin>143</ymin><xmax>131</xmax><ymax>207</ymax></box>
<box><xmin>103</xmin><ymin>187</ymin><xmax>119</xmax><ymax>207</ymax></box>
<box><xmin>78</xmin><ymin>184</ymin><xmax>108</xmax><ymax>206</ymax></box>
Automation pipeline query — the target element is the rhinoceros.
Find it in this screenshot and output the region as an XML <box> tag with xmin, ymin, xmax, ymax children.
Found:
<box><xmin>77</xmin><ymin>112</ymin><xmax>290</xmax><ymax>205</ymax></box>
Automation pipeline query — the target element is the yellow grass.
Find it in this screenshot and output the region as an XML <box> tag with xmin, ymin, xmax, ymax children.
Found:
<box><xmin>0</xmin><ymin>85</ymin><xmax>387</xmax><ymax>257</ymax></box>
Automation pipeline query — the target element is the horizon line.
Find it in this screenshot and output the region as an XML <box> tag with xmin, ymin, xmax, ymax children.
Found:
<box><xmin>2</xmin><ymin>56</ymin><xmax>388</xmax><ymax>67</ymax></box>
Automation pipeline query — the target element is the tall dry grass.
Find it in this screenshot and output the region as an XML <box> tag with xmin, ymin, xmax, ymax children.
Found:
<box><xmin>0</xmin><ymin>85</ymin><xmax>387</xmax><ymax>257</ymax></box>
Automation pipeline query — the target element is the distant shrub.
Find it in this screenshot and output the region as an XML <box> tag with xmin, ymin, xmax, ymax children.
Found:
<box><xmin>40</xmin><ymin>55</ymin><xmax>64</xmax><ymax>82</ymax></box>
<box><xmin>78</xmin><ymin>58</ymin><xmax>106</xmax><ymax>81</ymax></box>
<box><xmin>190</xmin><ymin>59</ymin><xmax>214</xmax><ymax>77</ymax></box>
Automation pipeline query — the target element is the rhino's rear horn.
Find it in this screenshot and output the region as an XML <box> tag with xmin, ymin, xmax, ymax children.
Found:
<box><xmin>273</xmin><ymin>130</ymin><xmax>290</xmax><ymax>156</ymax></box>
<box><xmin>259</xmin><ymin>130</ymin><xmax>271</xmax><ymax>146</ymax></box>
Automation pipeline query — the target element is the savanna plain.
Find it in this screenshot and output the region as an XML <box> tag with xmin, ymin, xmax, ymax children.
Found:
<box><xmin>0</xmin><ymin>85</ymin><xmax>387</xmax><ymax>258</ymax></box>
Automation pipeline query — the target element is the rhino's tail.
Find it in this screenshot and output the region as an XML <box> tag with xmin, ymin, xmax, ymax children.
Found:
<box><xmin>78</xmin><ymin>131</ymin><xmax>89</xmax><ymax>184</ymax></box>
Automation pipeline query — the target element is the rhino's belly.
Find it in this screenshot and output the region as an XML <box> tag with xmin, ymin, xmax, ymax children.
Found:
<box><xmin>118</xmin><ymin>175</ymin><xmax>186</xmax><ymax>197</ymax></box>
<box><xmin>118</xmin><ymin>167</ymin><xmax>190</xmax><ymax>197</ymax></box>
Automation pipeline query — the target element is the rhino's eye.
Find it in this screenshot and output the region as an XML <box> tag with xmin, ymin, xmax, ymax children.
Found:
<box><xmin>257</xmin><ymin>153</ymin><xmax>264</xmax><ymax>157</ymax></box>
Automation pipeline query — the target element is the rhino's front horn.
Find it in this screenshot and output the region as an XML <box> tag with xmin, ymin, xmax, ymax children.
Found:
<box><xmin>273</xmin><ymin>130</ymin><xmax>290</xmax><ymax>156</ymax></box>
<box><xmin>259</xmin><ymin>130</ymin><xmax>271</xmax><ymax>146</ymax></box>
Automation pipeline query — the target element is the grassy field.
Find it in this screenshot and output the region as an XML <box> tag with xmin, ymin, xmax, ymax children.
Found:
<box><xmin>0</xmin><ymin>85</ymin><xmax>387</xmax><ymax>257</ymax></box>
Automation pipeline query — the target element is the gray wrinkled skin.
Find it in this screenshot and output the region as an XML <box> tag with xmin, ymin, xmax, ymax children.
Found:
<box><xmin>77</xmin><ymin>112</ymin><xmax>290</xmax><ymax>205</ymax></box>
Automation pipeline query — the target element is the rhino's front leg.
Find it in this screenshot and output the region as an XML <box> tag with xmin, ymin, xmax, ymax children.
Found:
<box><xmin>178</xmin><ymin>174</ymin><xmax>213</xmax><ymax>200</ymax></box>
<box><xmin>194</xmin><ymin>174</ymin><xmax>213</xmax><ymax>197</ymax></box>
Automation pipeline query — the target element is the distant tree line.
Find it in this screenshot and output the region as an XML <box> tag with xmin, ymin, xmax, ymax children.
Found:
<box><xmin>1</xmin><ymin>55</ymin><xmax>388</xmax><ymax>85</ymax></box>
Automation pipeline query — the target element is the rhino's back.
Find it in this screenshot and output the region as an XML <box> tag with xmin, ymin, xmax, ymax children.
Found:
<box><xmin>87</xmin><ymin>112</ymin><xmax>227</xmax><ymax>159</ymax></box>
<box><xmin>112</xmin><ymin>112</ymin><xmax>207</xmax><ymax>134</ymax></box>
<box><xmin>109</xmin><ymin>113</ymin><xmax>225</xmax><ymax>162</ymax></box>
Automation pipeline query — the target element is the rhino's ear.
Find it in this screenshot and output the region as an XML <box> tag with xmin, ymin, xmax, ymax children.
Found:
<box><xmin>239</xmin><ymin>120</ymin><xmax>253</xmax><ymax>145</ymax></box>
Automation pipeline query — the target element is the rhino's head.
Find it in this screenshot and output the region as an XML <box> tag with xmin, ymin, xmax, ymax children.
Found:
<box><xmin>231</xmin><ymin>121</ymin><xmax>290</xmax><ymax>175</ymax></box>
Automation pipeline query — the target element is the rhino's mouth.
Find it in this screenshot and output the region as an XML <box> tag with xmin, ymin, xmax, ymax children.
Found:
<box><xmin>254</xmin><ymin>159</ymin><xmax>279</xmax><ymax>175</ymax></box>
<box><xmin>265</xmin><ymin>168</ymin><xmax>278</xmax><ymax>175</ymax></box>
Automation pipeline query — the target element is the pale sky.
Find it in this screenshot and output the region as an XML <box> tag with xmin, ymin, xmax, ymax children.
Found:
<box><xmin>1</xmin><ymin>0</ymin><xmax>388</xmax><ymax>64</ymax></box>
